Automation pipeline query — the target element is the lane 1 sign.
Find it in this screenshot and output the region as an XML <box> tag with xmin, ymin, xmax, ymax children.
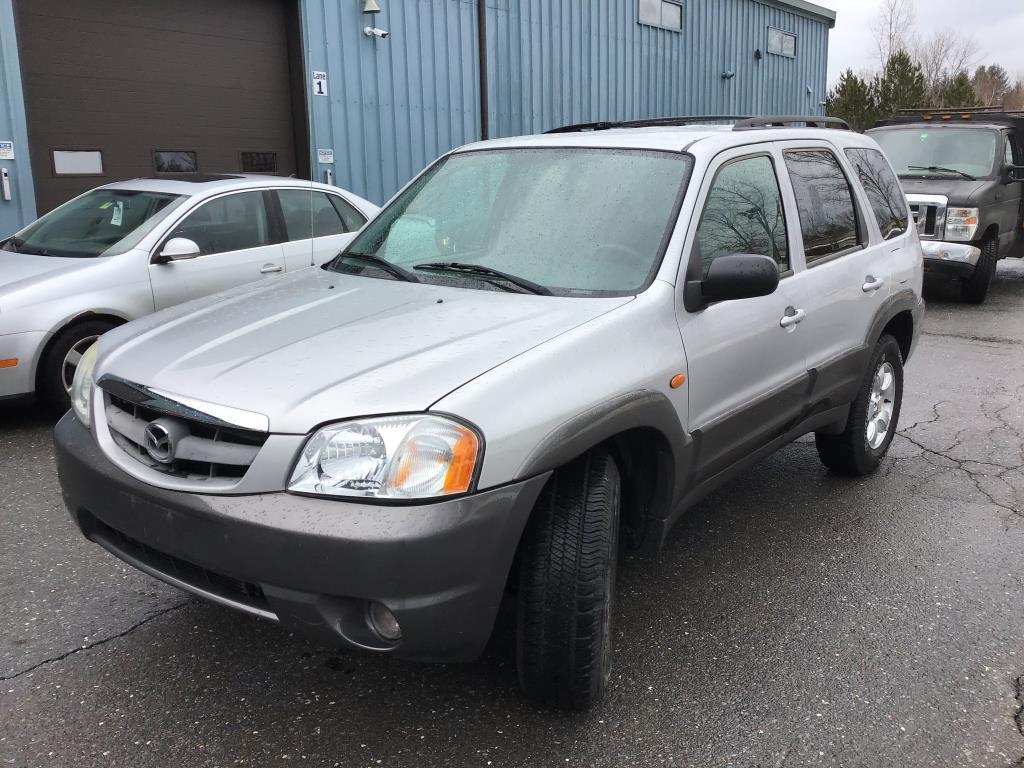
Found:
<box><xmin>312</xmin><ymin>70</ymin><xmax>328</xmax><ymax>97</ymax></box>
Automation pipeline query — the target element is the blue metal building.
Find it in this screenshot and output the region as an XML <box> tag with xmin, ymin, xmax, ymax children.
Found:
<box><xmin>0</xmin><ymin>0</ymin><xmax>835</xmax><ymax>235</ymax></box>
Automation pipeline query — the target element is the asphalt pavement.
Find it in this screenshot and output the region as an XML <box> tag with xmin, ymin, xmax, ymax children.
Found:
<box><xmin>2</xmin><ymin>263</ymin><xmax>1024</xmax><ymax>767</ymax></box>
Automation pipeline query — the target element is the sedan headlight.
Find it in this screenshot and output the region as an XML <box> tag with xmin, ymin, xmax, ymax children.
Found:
<box><xmin>288</xmin><ymin>415</ymin><xmax>481</xmax><ymax>500</ymax></box>
<box><xmin>70</xmin><ymin>342</ymin><xmax>98</xmax><ymax>427</ymax></box>
<box><xmin>945</xmin><ymin>207</ymin><xmax>979</xmax><ymax>242</ymax></box>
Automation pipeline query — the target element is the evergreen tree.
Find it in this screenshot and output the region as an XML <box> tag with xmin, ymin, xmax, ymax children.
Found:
<box><xmin>874</xmin><ymin>50</ymin><xmax>927</xmax><ymax>118</ymax></box>
<box><xmin>826</xmin><ymin>70</ymin><xmax>878</xmax><ymax>133</ymax></box>
<box><xmin>936</xmin><ymin>70</ymin><xmax>977</xmax><ymax>108</ymax></box>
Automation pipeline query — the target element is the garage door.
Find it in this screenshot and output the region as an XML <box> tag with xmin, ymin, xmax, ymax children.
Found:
<box><xmin>15</xmin><ymin>0</ymin><xmax>303</xmax><ymax>214</ymax></box>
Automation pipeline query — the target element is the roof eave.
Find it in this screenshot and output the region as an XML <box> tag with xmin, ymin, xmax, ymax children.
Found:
<box><xmin>755</xmin><ymin>0</ymin><xmax>837</xmax><ymax>28</ymax></box>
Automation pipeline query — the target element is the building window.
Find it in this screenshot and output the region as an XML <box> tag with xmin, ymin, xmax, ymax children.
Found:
<box><xmin>767</xmin><ymin>27</ymin><xmax>797</xmax><ymax>57</ymax></box>
<box><xmin>241</xmin><ymin>151</ymin><xmax>278</xmax><ymax>174</ymax></box>
<box><xmin>52</xmin><ymin>150</ymin><xmax>103</xmax><ymax>176</ymax></box>
<box><xmin>155</xmin><ymin>150</ymin><xmax>198</xmax><ymax>173</ymax></box>
<box><xmin>639</xmin><ymin>0</ymin><xmax>683</xmax><ymax>31</ymax></box>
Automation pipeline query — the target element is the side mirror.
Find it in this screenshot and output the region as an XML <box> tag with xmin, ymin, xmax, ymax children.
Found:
<box><xmin>701</xmin><ymin>254</ymin><xmax>780</xmax><ymax>303</ymax></box>
<box><xmin>155</xmin><ymin>237</ymin><xmax>201</xmax><ymax>264</ymax></box>
<box><xmin>1002</xmin><ymin>164</ymin><xmax>1024</xmax><ymax>184</ymax></box>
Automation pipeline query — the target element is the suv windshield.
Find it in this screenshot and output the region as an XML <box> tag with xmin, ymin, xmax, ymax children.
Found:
<box><xmin>328</xmin><ymin>147</ymin><xmax>693</xmax><ymax>296</ymax></box>
<box><xmin>871</xmin><ymin>127</ymin><xmax>998</xmax><ymax>180</ymax></box>
<box><xmin>3</xmin><ymin>189</ymin><xmax>185</xmax><ymax>258</ymax></box>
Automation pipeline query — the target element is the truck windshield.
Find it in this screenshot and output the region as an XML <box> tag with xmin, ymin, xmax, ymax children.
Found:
<box><xmin>328</xmin><ymin>147</ymin><xmax>693</xmax><ymax>297</ymax></box>
<box><xmin>871</xmin><ymin>127</ymin><xmax>998</xmax><ymax>180</ymax></box>
<box><xmin>3</xmin><ymin>189</ymin><xmax>185</xmax><ymax>258</ymax></box>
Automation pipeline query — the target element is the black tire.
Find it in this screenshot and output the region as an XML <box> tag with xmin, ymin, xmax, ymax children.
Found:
<box><xmin>516</xmin><ymin>449</ymin><xmax>621</xmax><ymax>710</ymax></box>
<box><xmin>38</xmin><ymin>319</ymin><xmax>115</xmax><ymax>411</ymax></box>
<box><xmin>815</xmin><ymin>334</ymin><xmax>903</xmax><ymax>476</ymax></box>
<box><xmin>960</xmin><ymin>237</ymin><xmax>997</xmax><ymax>304</ymax></box>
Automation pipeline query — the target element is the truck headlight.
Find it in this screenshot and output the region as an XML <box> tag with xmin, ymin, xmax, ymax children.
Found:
<box><xmin>945</xmin><ymin>207</ymin><xmax>979</xmax><ymax>241</ymax></box>
<box><xmin>70</xmin><ymin>342</ymin><xmax>98</xmax><ymax>427</ymax></box>
<box><xmin>288</xmin><ymin>415</ymin><xmax>481</xmax><ymax>500</ymax></box>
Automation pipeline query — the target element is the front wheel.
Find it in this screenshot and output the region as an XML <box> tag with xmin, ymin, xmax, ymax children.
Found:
<box><xmin>38</xmin><ymin>320</ymin><xmax>115</xmax><ymax>411</ymax></box>
<box><xmin>815</xmin><ymin>334</ymin><xmax>904</xmax><ymax>476</ymax></box>
<box><xmin>516</xmin><ymin>449</ymin><xmax>620</xmax><ymax>710</ymax></box>
<box><xmin>960</xmin><ymin>237</ymin><xmax>997</xmax><ymax>304</ymax></box>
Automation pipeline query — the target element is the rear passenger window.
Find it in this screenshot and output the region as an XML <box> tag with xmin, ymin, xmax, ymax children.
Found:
<box><xmin>784</xmin><ymin>150</ymin><xmax>861</xmax><ymax>263</ymax></box>
<box><xmin>845</xmin><ymin>147</ymin><xmax>908</xmax><ymax>240</ymax></box>
<box><xmin>695</xmin><ymin>154</ymin><xmax>789</xmax><ymax>276</ymax></box>
<box><xmin>277</xmin><ymin>190</ymin><xmax>356</xmax><ymax>241</ymax></box>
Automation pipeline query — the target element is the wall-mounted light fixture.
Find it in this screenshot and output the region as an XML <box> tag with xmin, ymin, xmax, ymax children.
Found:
<box><xmin>721</xmin><ymin>70</ymin><xmax>736</xmax><ymax>80</ymax></box>
<box><xmin>362</xmin><ymin>0</ymin><xmax>381</xmax><ymax>13</ymax></box>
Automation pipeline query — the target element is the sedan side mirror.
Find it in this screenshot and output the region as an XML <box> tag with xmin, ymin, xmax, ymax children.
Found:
<box><xmin>155</xmin><ymin>237</ymin><xmax>201</xmax><ymax>264</ymax></box>
<box><xmin>701</xmin><ymin>254</ymin><xmax>780</xmax><ymax>303</ymax></box>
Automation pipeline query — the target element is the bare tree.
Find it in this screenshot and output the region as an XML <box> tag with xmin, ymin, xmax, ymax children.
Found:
<box><xmin>914</xmin><ymin>29</ymin><xmax>979</xmax><ymax>98</ymax></box>
<box><xmin>870</xmin><ymin>0</ymin><xmax>916</xmax><ymax>67</ymax></box>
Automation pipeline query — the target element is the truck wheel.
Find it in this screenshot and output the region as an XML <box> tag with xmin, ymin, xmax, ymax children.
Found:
<box><xmin>960</xmin><ymin>237</ymin><xmax>997</xmax><ymax>304</ymax></box>
<box><xmin>815</xmin><ymin>334</ymin><xmax>903</xmax><ymax>476</ymax></box>
<box><xmin>516</xmin><ymin>449</ymin><xmax>620</xmax><ymax>710</ymax></box>
<box><xmin>38</xmin><ymin>320</ymin><xmax>114</xmax><ymax>411</ymax></box>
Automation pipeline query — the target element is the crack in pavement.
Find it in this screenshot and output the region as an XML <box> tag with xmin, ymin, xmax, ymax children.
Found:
<box><xmin>921</xmin><ymin>330</ymin><xmax>1024</xmax><ymax>347</ymax></box>
<box><xmin>0</xmin><ymin>601</ymin><xmax>190</xmax><ymax>682</ymax></box>
<box><xmin>1016</xmin><ymin>675</ymin><xmax>1024</xmax><ymax>739</ymax></box>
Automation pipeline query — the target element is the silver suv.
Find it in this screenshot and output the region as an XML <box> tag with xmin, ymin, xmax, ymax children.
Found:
<box><xmin>55</xmin><ymin>116</ymin><xmax>924</xmax><ymax>710</ymax></box>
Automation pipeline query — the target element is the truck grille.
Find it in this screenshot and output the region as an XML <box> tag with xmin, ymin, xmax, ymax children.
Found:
<box><xmin>99</xmin><ymin>379</ymin><xmax>268</xmax><ymax>483</ymax></box>
<box><xmin>906</xmin><ymin>194</ymin><xmax>947</xmax><ymax>240</ymax></box>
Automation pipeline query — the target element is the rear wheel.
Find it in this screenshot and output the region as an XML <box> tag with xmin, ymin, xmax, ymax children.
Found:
<box><xmin>960</xmin><ymin>236</ymin><xmax>997</xmax><ymax>304</ymax></box>
<box><xmin>516</xmin><ymin>449</ymin><xmax>620</xmax><ymax>710</ymax></box>
<box><xmin>815</xmin><ymin>334</ymin><xmax>903</xmax><ymax>476</ymax></box>
<box><xmin>38</xmin><ymin>319</ymin><xmax>115</xmax><ymax>411</ymax></box>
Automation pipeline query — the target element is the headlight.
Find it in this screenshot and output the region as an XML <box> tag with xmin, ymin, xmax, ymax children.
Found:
<box><xmin>70</xmin><ymin>342</ymin><xmax>98</xmax><ymax>427</ymax></box>
<box><xmin>288</xmin><ymin>414</ymin><xmax>481</xmax><ymax>500</ymax></box>
<box><xmin>945</xmin><ymin>207</ymin><xmax>979</xmax><ymax>241</ymax></box>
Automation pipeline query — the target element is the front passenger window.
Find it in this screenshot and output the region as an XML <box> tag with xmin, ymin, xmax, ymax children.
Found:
<box><xmin>169</xmin><ymin>191</ymin><xmax>270</xmax><ymax>256</ymax></box>
<box><xmin>695</xmin><ymin>154</ymin><xmax>789</xmax><ymax>276</ymax></box>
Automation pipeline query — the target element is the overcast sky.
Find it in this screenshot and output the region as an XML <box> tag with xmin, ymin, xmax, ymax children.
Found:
<box><xmin>821</xmin><ymin>0</ymin><xmax>1024</xmax><ymax>85</ymax></box>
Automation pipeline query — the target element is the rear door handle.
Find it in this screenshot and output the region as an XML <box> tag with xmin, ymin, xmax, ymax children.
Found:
<box><xmin>862</xmin><ymin>275</ymin><xmax>885</xmax><ymax>292</ymax></box>
<box><xmin>779</xmin><ymin>308</ymin><xmax>806</xmax><ymax>328</ymax></box>
<box><xmin>260</xmin><ymin>263</ymin><xmax>283</xmax><ymax>274</ymax></box>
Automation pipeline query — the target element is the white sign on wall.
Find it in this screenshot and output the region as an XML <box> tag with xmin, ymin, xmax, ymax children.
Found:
<box><xmin>317</xmin><ymin>148</ymin><xmax>335</xmax><ymax>164</ymax></box>
<box><xmin>0</xmin><ymin>141</ymin><xmax>14</xmax><ymax>160</ymax></box>
<box><xmin>312</xmin><ymin>70</ymin><xmax>328</xmax><ymax>97</ymax></box>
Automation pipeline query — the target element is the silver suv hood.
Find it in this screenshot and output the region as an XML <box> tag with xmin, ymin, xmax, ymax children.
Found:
<box><xmin>99</xmin><ymin>268</ymin><xmax>632</xmax><ymax>433</ymax></box>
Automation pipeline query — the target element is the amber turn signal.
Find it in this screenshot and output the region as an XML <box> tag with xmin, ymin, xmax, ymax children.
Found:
<box><xmin>0</xmin><ymin>358</ymin><xmax>18</xmax><ymax>369</ymax></box>
<box><xmin>670</xmin><ymin>373</ymin><xmax>686</xmax><ymax>389</ymax></box>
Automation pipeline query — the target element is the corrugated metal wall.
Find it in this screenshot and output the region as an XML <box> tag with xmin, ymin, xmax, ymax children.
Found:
<box><xmin>0</xmin><ymin>0</ymin><xmax>36</xmax><ymax>237</ymax></box>
<box><xmin>303</xmin><ymin>0</ymin><xmax>830</xmax><ymax>205</ymax></box>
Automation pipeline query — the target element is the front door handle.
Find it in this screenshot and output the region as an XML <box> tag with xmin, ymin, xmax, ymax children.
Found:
<box><xmin>779</xmin><ymin>307</ymin><xmax>806</xmax><ymax>328</ymax></box>
<box><xmin>862</xmin><ymin>275</ymin><xmax>885</xmax><ymax>292</ymax></box>
<box><xmin>260</xmin><ymin>263</ymin><xmax>283</xmax><ymax>274</ymax></box>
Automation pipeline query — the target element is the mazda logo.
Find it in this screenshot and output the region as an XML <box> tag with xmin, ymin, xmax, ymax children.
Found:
<box><xmin>143</xmin><ymin>422</ymin><xmax>175</xmax><ymax>464</ymax></box>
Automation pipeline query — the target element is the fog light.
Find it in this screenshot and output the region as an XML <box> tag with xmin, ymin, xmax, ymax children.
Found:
<box><xmin>367</xmin><ymin>601</ymin><xmax>401</xmax><ymax>642</ymax></box>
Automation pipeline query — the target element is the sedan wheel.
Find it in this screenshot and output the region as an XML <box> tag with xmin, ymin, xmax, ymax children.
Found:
<box><xmin>62</xmin><ymin>335</ymin><xmax>100</xmax><ymax>394</ymax></box>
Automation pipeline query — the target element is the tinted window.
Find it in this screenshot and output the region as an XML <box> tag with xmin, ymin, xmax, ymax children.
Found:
<box><xmin>845</xmin><ymin>147</ymin><xmax>907</xmax><ymax>240</ymax></box>
<box><xmin>696</xmin><ymin>155</ymin><xmax>789</xmax><ymax>275</ymax></box>
<box><xmin>169</xmin><ymin>191</ymin><xmax>270</xmax><ymax>255</ymax></box>
<box><xmin>155</xmin><ymin>151</ymin><xmax>198</xmax><ymax>173</ymax></box>
<box><xmin>3</xmin><ymin>189</ymin><xmax>184</xmax><ymax>258</ymax></box>
<box><xmin>333</xmin><ymin>148</ymin><xmax>693</xmax><ymax>296</ymax></box>
<box><xmin>277</xmin><ymin>190</ymin><xmax>352</xmax><ymax>240</ymax></box>
<box><xmin>784</xmin><ymin>150</ymin><xmax>861</xmax><ymax>263</ymax></box>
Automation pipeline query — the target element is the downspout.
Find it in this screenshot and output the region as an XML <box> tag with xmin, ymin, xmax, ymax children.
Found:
<box><xmin>477</xmin><ymin>0</ymin><xmax>489</xmax><ymax>140</ymax></box>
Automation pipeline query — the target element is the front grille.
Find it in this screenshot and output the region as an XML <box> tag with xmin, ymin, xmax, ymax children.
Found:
<box><xmin>907</xmin><ymin>195</ymin><xmax>947</xmax><ymax>240</ymax></box>
<box><xmin>101</xmin><ymin>386</ymin><xmax>268</xmax><ymax>483</ymax></box>
<box><xmin>88</xmin><ymin>514</ymin><xmax>270</xmax><ymax>613</ymax></box>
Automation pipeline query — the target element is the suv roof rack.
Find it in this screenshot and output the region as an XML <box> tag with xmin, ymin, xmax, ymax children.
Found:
<box><xmin>545</xmin><ymin>115</ymin><xmax>751</xmax><ymax>133</ymax></box>
<box><xmin>545</xmin><ymin>114</ymin><xmax>850</xmax><ymax>134</ymax></box>
<box><xmin>875</xmin><ymin>109</ymin><xmax>1024</xmax><ymax>129</ymax></box>
<box><xmin>732</xmin><ymin>115</ymin><xmax>850</xmax><ymax>130</ymax></box>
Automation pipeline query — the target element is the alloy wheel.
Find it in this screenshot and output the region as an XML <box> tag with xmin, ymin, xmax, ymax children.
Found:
<box><xmin>865</xmin><ymin>361</ymin><xmax>896</xmax><ymax>450</ymax></box>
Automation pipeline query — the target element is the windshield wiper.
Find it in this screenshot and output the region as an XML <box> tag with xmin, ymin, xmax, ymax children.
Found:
<box><xmin>414</xmin><ymin>262</ymin><xmax>552</xmax><ymax>295</ymax></box>
<box><xmin>907</xmin><ymin>165</ymin><xmax>976</xmax><ymax>181</ymax></box>
<box><xmin>330</xmin><ymin>251</ymin><xmax>420</xmax><ymax>283</ymax></box>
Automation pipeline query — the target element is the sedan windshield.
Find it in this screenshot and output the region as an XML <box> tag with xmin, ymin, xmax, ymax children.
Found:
<box><xmin>3</xmin><ymin>189</ymin><xmax>185</xmax><ymax>258</ymax></box>
<box><xmin>871</xmin><ymin>127</ymin><xmax>998</xmax><ymax>180</ymax></box>
<box><xmin>327</xmin><ymin>148</ymin><xmax>693</xmax><ymax>296</ymax></box>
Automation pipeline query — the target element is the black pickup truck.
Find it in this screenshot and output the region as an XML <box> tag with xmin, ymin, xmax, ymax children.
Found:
<box><xmin>868</xmin><ymin>111</ymin><xmax>1024</xmax><ymax>303</ymax></box>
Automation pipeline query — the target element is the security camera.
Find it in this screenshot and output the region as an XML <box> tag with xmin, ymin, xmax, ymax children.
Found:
<box><xmin>363</xmin><ymin>26</ymin><xmax>389</xmax><ymax>39</ymax></box>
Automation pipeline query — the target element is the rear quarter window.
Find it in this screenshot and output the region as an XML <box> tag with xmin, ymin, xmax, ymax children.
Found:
<box><xmin>845</xmin><ymin>147</ymin><xmax>908</xmax><ymax>240</ymax></box>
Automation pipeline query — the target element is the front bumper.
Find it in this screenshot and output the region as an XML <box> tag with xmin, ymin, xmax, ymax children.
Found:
<box><xmin>0</xmin><ymin>330</ymin><xmax>49</xmax><ymax>399</ymax></box>
<box><xmin>55</xmin><ymin>413</ymin><xmax>549</xmax><ymax>661</ymax></box>
<box><xmin>921</xmin><ymin>241</ymin><xmax>981</xmax><ymax>279</ymax></box>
